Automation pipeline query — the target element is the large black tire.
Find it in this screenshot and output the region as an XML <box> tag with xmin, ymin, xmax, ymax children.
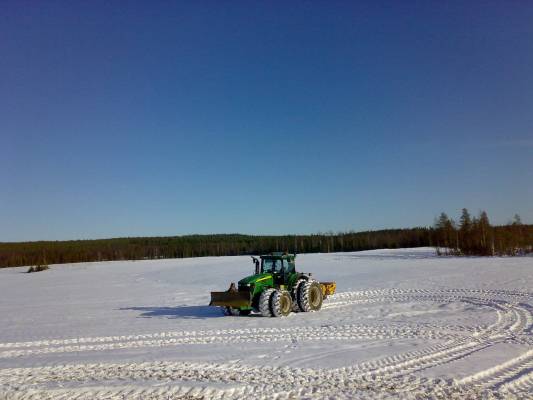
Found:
<box><xmin>271</xmin><ymin>290</ymin><xmax>292</xmax><ymax>317</ymax></box>
<box><xmin>298</xmin><ymin>280</ymin><xmax>323</xmax><ymax>312</ymax></box>
<box><xmin>291</xmin><ymin>278</ymin><xmax>306</xmax><ymax>312</ymax></box>
<box><xmin>259</xmin><ymin>288</ymin><xmax>276</xmax><ymax>317</ymax></box>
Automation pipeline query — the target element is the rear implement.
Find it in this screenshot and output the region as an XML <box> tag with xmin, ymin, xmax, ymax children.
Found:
<box><xmin>320</xmin><ymin>282</ymin><xmax>336</xmax><ymax>299</ymax></box>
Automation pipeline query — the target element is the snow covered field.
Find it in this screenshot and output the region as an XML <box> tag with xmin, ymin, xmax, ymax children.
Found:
<box><xmin>0</xmin><ymin>247</ymin><xmax>532</xmax><ymax>399</ymax></box>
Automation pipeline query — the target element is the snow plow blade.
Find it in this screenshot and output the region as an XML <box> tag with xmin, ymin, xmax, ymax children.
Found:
<box><xmin>320</xmin><ymin>281</ymin><xmax>336</xmax><ymax>298</ymax></box>
<box><xmin>210</xmin><ymin>290</ymin><xmax>251</xmax><ymax>308</ymax></box>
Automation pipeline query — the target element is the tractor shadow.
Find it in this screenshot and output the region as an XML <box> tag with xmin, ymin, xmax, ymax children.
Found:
<box><xmin>120</xmin><ymin>305</ymin><xmax>226</xmax><ymax>320</ymax></box>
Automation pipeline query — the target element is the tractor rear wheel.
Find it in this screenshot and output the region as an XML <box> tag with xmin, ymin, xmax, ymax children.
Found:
<box><xmin>271</xmin><ymin>290</ymin><xmax>292</xmax><ymax>317</ymax></box>
<box><xmin>259</xmin><ymin>288</ymin><xmax>276</xmax><ymax>317</ymax></box>
<box><xmin>291</xmin><ymin>278</ymin><xmax>306</xmax><ymax>312</ymax></box>
<box><xmin>298</xmin><ymin>280</ymin><xmax>323</xmax><ymax>312</ymax></box>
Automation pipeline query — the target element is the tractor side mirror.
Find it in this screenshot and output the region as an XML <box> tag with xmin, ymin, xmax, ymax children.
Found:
<box><xmin>252</xmin><ymin>257</ymin><xmax>260</xmax><ymax>275</ymax></box>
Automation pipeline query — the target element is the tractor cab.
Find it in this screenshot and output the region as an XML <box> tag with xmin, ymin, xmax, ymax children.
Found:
<box><xmin>261</xmin><ymin>257</ymin><xmax>283</xmax><ymax>274</ymax></box>
<box><xmin>250</xmin><ymin>253</ymin><xmax>295</xmax><ymax>285</ymax></box>
<box><xmin>259</xmin><ymin>253</ymin><xmax>295</xmax><ymax>284</ymax></box>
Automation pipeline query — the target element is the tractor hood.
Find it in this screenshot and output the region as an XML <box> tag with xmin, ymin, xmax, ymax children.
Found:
<box><xmin>238</xmin><ymin>273</ymin><xmax>272</xmax><ymax>286</ymax></box>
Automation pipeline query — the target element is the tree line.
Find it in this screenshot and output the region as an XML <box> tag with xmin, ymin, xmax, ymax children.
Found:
<box><xmin>433</xmin><ymin>209</ymin><xmax>533</xmax><ymax>256</ymax></box>
<box><xmin>1</xmin><ymin>211</ymin><xmax>531</xmax><ymax>268</ymax></box>
<box><xmin>0</xmin><ymin>228</ymin><xmax>431</xmax><ymax>268</ymax></box>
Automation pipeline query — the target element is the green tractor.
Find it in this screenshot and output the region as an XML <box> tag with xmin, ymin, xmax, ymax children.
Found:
<box><xmin>210</xmin><ymin>253</ymin><xmax>336</xmax><ymax>317</ymax></box>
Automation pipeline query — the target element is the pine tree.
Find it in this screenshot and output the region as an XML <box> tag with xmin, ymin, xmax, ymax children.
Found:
<box><xmin>434</xmin><ymin>213</ymin><xmax>457</xmax><ymax>254</ymax></box>
<box><xmin>459</xmin><ymin>208</ymin><xmax>472</xmax><ymax>253</ymax></box>
<box><xmin>459</xmin><ymin>209</ymin><xmax>472</xmax><ymax>231</ymax></box>
<box><xmin>476</xmin><ymin>211</ymin><xmax>493</xmax><ymax>255</ymax></box>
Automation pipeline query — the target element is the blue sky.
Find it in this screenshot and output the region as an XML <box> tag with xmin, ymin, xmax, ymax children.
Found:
<box><xmin>1</xmin><ymin>2</ymin><xmax>532</xmax><ymax>241</ymax></box>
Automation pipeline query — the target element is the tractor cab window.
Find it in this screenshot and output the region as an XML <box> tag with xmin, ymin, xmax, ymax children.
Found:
<box><xmin>283</xmin><ymin>260</ymin><xmax>294</xmax><ymax>273</ymax></box>
<box><xmin>262</xmin><ymin>259</ymin><xmax>283</xmax><ymax>274</ymax></box>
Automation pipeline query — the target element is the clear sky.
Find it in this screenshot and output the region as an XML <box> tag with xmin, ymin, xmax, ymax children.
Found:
<box><xmin>1</xmin><ymin>2</ymin><xmax>532</xmax><ymax>241</ymax></box>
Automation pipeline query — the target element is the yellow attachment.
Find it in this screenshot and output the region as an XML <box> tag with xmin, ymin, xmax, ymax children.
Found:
<box><xmin>320</xmin><ymin>281</ymin><xmax>336</xmax><ymax>297</ymax></box>
<box><xmin>210</xmin><ymin>291</ymin><xmax>251</xmax><ymax>308</ymax></box>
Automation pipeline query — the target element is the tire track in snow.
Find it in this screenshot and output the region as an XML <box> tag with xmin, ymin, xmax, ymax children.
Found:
<box><xmin>1</xmin><ymin>287</ymin><xmax>514</xmax><ymax>352</ymax></box>
<box><xmin>0</xmin><ymin>323</ymin><xmax>463</xmax><ymax>351</ymax></box>
<box><xmin>0</xmin><ymin>324</ymin><xmax>460</xmax><ymax>359</ymax></box>
<box><xmin>0</xmin><ymin>287</ymin><xmax>523</xmax><ymax>347</ymax></box>
<box><xmin>0</xmin><ymin>287</ymin><xmax>531</xmax><ymax>399</ymax></box>
<box><xmin>0</xmin><ymin>360</ymin><xmax>498</xmax><ymax>400</ymax></box>
<box><xmin>337</xmin><ymin>297</ymin><xmax>532</xmax><ymax>382</ymax></box>
<box><xmin>457</xmin><ymin>349</ymin><xmax>533</xmax><ymax>395</ymax></box>
<box><xmin>500</xmin><ymin>370</ymin><xmax>533</xmax><ymax>398</ymax></box>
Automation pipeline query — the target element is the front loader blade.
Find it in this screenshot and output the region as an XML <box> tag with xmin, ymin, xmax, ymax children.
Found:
<box><xmin>210</xmin><ymin>291</ymin><xmax>251</xmax><ymax>308</ymax></box>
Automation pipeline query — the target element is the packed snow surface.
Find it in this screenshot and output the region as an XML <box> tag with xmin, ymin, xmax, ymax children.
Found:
<box><xmin>0</xmin><ymin>247</ymin><xmax>532</xmax><ymax>399</ymax></box>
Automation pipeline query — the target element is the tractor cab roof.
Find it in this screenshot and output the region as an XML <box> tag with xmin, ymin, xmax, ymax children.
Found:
<box><xmin>259</xmin><ymin>252</ymin><xmax>296</xmax><ymax>260</ymax></box>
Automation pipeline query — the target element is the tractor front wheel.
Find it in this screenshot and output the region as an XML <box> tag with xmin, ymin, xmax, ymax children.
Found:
<box><xmin>291</xmin><ymin>278</ymin><xmax>306</xmax><ymax>312</ymax></box>
<box><xmin>271</xmin><ymin>290</ymin><xmax>292</xmax><ymax>317</ymax></box>
<box><xmin>259</xmin><ymin>288</ymin><xmax>276</xmax><ymax>317</ymax></box>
